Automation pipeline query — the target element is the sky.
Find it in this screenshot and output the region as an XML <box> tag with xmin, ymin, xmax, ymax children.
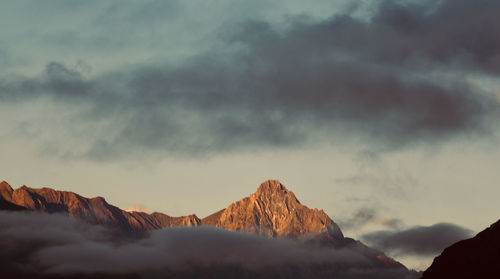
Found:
<box><xmin>1</xmin><ymin>0</ymin><xmax>500</xmax><ymax>270</ymax></box>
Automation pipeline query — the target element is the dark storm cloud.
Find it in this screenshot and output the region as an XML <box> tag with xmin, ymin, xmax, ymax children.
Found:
<box><xmin>0</xmin><ymin>211</ymin><xmax>420</xmax><ymax>279</ymax></box>
<box><xmin>361</xmin><ymin>223</ymin><xmax>474</xmax><ymax>257</ymax></box>
<box><xmin>1</xmin><ymin>0</ymin><xmax>499</xmax><ymax>160</ymax></box>
<box><xmin>372</xmin><ymin>0</ymin><xmax>500</xmax><ymax>73</ymax></box>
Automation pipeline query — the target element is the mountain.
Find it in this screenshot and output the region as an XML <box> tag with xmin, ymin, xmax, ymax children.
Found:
<box><xmin>0</xmin><ymin>179</ymin><xmax>404</xmax><ymax>271</ymax></box>
<box><xmin>421</xmin><ymin>219</ymin><xmax>500</xmax><ymax>279</ymax></box>
<box><xmin>202</xmin><ymin>179</ymin><xmax>344</xmax><ymax>241</ymax></box>
<box><xmin>203</xmin><ymin>180</ymin><xmax>405</xmax><ymax>269</ymax></box>
<box><xmin>0</xmin><ymin>181</ymin><xmax>200</xmax><ymax>232</ymax></box>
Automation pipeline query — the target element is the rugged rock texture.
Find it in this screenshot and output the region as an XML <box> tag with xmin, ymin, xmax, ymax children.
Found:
<box><xmin>421</xmin><ymin>219</ymin><xmax>500</xmax><ymax>279</ymax></box>
<box><xmin>0</xmin><ymin>181</ymin><xmax>200</xmax><ymax>232</ymax></box>
<box><xmin>202</xmin><ymin>180</ymin><xmax>344</xmax><ymax>241</ymax></box>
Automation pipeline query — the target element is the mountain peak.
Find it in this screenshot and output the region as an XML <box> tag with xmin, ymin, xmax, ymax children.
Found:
<box><xmin>0</xmin><ymin>181</ymin><xmax>14</xmax><ymax>202</ymax></box>
<box><xmin>257</xmin><ymin>179</ymin><xmax>286</xmax><ymax>191</ymax></box>
<box><xmin>203</xmin><ymin>179</ymin><xmax>344</xmax><ymax>240</ymax></box>
<box><xmin>0</xmin><ymin>181</ymin><xmax>13</xmax><ymax>191</ymax></box>
<box><xmin>256</xmin><ymin>179</ymin><xmax>292</xmax><ymax>195</ymax></box>
<box><xmin>0</xmin><ymin>180</ymin><xmax>12</xmax><ymax>188</ymax></box>
<box><xmin>254</xmin><ymin>179</ymin><xmax>300</xmax><ymax>203</ymax></box>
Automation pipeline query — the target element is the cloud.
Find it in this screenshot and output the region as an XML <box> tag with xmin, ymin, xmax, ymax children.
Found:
<box><xmin>124</xmin><ymin>205</ymin><xmax>151</xmax><ymax>214</ymax></box>
<box><xmin>338</xmin><ymin>207</ymin><xmax>404</xmax><ymax>231</ymax></box>
<box><xmin>0</xmin><ymin>0</ymin><xmax>498</xmax><ymax>161</ymax></box>
<box><xmin>361</xmin><ymin>223</ymin><xmax>475</xmax><ymax>257</ymax></box>
<box><xmin>336</xmin><ymin>150</ymin><xmax>420</xmax><ymax>200</ymax></box>
<box><xmin>338</xmin><ymin>207</ymin><xmax>377</xmax><ymax>230</ymax></box>
<box><xmin>336</xmin><ymin>171</ymin><xmax>418</xmax><ymax>198</ymax></box>
<box><xmin>0</xmin><ymin>211</ymin><xmax>420</xmax><ymax>279</ymax></box>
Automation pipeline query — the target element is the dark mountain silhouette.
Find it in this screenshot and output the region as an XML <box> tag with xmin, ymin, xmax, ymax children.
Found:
<box><xmin>421</xmin><ymin>219</ymin><xmax>500</xmax><ymax>279</ymax></box>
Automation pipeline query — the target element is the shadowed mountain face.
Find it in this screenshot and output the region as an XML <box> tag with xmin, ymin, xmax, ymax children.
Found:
<box><xmin>422</xmin><ymin>219</ymin><xmax>500</xmax><ymax>279</ymax></box>
<box><xmin>0</xmin><ymin>181</ymin><xmax>200</xmax><ymax>232</ymax></box>
<box><xmin>202</xmin><ymin>180</ymin><xmax>344</xmax><ymax>241</ymax></box>
<box><xmin>0</xmin><ymin>197</ymin><xmax>27</xmax><ymax>211</ymax></box>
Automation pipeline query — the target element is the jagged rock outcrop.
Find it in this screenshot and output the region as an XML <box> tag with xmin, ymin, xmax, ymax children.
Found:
<box><xmin>0</xmin><ymin>181</ymin><xmax>200</xmax><ymax>232</ymax></box>
<box><xmin>421</xmin><ymin>219</ymin><xmax>500</xmax><ymax>279</ymax></box>
<box><xmin>202</xmin><ymin>180</ymin><xmax>344</xmax><ymax>241</ymax></box>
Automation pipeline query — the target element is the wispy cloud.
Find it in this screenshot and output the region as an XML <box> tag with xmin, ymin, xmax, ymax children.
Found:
<box><xmin>338</xmin><ymin>207</ymin><xmax>404</xmax><ymax>231</ymax></box>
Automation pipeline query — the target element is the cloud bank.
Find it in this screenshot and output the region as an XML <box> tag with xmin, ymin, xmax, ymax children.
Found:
<box><xmin>1</xmin><ymin>0</ymin><xmax>499</xmax><ymax>160</ymax></box>
<box><xmin>0</xmin><ymin>211</ymin><xmax>420</xmax><ymax>279</ymax></box>
<box><xmin>362</xmin><ymin>223</ymin><xmax>475</xmax><ymax>257</ymax></box>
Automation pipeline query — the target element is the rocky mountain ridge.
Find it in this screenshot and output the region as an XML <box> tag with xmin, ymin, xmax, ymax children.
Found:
<box><xmin>0</xmin><ymin>181</ymin><xmax>200</xmax><ymax>232</ymax></box>
<box><xmin>0</xmin><ymin>179</ymin><xmax>344</xmax><ymax>240</ymax></box>
<box><xmin>0</xmin><ymin>179</ymin><xmax>403</xmax><ymax>271</ymax></box>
